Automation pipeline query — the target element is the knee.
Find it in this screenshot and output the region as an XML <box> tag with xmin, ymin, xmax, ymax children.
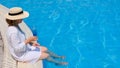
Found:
<box><xmin>44</xmin><ymin>47</ymin><xmax>48</xmax><ymax>51</ymax></box>
<box><xmin>46</xmin><ymin>53</ymin><xmax>49</xmax><ymax>58</ymax></box>
<box><xmin>41</xmin><ymin>46</ymin><xmax>48</xmax><ymax>52</ymax></box>
<box><xmin>40</xmin><ymin>53</ymin><xmax>49</xmax><ymax>59</ymax></box>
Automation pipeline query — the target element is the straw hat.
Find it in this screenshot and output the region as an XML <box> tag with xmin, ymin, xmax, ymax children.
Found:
<box><xmin>5</xmin><ymin>7</ymin><xmax>29</xmax><ymax>20</ymax></box>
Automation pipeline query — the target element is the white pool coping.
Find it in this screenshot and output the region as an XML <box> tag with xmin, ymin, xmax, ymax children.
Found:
<box><xmin>0</xmin><ymin>4</ymin><xmax>43</xmax><ymax>68</ymax></box>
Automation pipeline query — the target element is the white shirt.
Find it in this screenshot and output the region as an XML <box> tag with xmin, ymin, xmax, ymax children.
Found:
<box><xmin>6</xmin><ymin>26</ymin><xmax>32</xmax><ymax>61</ymax></box>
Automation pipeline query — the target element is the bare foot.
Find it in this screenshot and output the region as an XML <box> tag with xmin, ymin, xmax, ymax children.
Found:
<box><xmin>55</xmin><ymin>62</ymin><xmax>68</xmax><ymax>66</ymax></box>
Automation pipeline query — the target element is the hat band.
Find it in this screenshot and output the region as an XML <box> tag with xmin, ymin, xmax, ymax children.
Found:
<box><xmin>9</xmin><ymin>11</ymin><xmax>23</xmax><ymax>16</ymax></box>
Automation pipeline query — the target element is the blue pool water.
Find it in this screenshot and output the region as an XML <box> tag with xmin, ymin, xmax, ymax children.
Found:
<box><xmin>1</xmin><ymin>0</ymin><xmax>120</xmax><ymax>68</ymax></box>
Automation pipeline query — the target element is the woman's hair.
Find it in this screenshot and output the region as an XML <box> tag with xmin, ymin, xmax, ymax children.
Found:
<box><xmin>6</xmin><ymin>19</ymin><xmax>18</xmax><ymax>26</ymax></box>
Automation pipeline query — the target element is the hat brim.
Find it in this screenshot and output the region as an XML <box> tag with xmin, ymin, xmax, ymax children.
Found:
<box><xmin>5</xmin><ymin>11</ymin><xmax>29</xmax><ymax>20</ymax></box>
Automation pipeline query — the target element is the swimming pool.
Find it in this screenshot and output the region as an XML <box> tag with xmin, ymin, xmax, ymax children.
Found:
<box><xmin>1</xmin><ymin>0</ymin><xmax>120</xmax><ymax>68</ymax></box>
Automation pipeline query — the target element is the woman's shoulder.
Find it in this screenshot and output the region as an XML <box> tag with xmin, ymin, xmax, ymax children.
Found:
<box><xmin>7</xmin><ymin>26</ymin><xmax>18</xmax><ymax>33</ymax></box>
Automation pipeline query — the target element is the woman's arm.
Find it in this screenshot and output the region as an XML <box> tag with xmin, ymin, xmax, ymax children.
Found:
<box><xmin>10</xmin><ymin>33</ymin><xmax>26</xmax><ymax>51</ymax></box>
<box><xmin>10</xmin><ymin>32</ymin><xmax>37</xmax><ymax>51</ymax></box>
<box><xmin>24</xmin><ymin>36</ymin><xmax>37</xmax><ymax>45</ymax></box>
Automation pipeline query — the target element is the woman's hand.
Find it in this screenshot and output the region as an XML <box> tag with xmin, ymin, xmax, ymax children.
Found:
<box><xmin>25</xmin><ymin>36</ymin><xmax>37</xmax><ymax>45</ymax></box>
<box><xmin>32</xmin><ymin>42</ymin><xmax>40</xmax><ymax>46</ymax></box>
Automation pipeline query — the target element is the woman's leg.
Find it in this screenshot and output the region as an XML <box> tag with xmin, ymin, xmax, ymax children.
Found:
<box><xmin>46</xmin><ymin>50</ymin><xmax>65</xmax><ymax>59</ymax></box>
<box><xmin>38</xmin><ymin>46</ymin><xmax>65</xmax><ymax>59</ymax></box>
<box><xmin>39</xmin><ymin>52</ymin><xmax>67</xmax><ymax>65</ymax></box>
<box><xmin>45</xmin><ymin>56</ymin><xmax>68</xmax><ymax>65</ymax></box>
<box><xmin>37</xmin><ymin>46</ymin><xmax>48</xmax><ymax>52</ymax></box>
<box><xmin>38</xmin><ymin>47</ymin><xmax>68</xmax><ymax>65</ymax></box>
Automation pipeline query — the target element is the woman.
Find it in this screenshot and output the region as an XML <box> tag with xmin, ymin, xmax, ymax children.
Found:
<box><xmin>5</xmin><ymin>7</ymin><xmax>68</xmax><ymax>65</ymax></box>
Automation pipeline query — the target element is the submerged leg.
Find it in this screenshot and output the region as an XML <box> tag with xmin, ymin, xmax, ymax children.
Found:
<box><xmin>46</xmin><ymin>50</ymin><xmax>65</xmax><ymax>59</ymax></box>
<box><xmin>45</xmin><ymin>56</ymin><xmax>68</xmax><ymax>65</ymax></box>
